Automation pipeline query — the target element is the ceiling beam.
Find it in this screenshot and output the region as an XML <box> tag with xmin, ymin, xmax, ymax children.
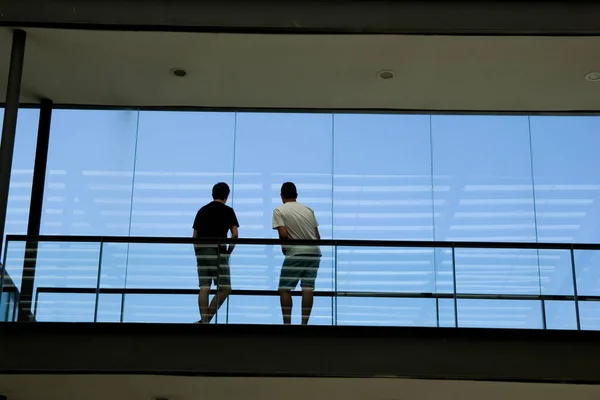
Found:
<box><xmin>1</xmin><ymin>1</ymin><xmax>599</xmax><ymax>35</ymax></box>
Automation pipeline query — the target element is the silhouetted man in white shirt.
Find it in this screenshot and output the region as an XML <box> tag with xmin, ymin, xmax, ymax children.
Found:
<box><xmin>272</xmin><ymin>182</ymin><xmax>321</xmax><ymax>325</ymax></box>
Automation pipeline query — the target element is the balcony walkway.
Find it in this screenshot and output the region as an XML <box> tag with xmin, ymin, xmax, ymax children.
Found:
<box><xmin>2</xmin><ymin>235</ymin><xmax>600</xmax><ymax>381</ymax></box>
<box><xmin>1</xmin><ymin>322</ymin><xmax>600</xmax><ymax>382</ymax></box>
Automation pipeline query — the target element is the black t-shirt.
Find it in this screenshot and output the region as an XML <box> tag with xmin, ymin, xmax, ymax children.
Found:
<box><xmin>192</xmin><ymin>201</ymin><xmax>239</xmax><ymax>251</ymax></box>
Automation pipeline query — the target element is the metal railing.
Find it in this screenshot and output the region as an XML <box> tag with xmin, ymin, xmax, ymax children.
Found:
<box><xmin>2</xmin><ymin>234</ymin><xmax>600</xmax><ymax>328</ymax></box>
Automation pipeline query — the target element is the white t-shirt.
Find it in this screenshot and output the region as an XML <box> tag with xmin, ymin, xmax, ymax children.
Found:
<box><xmin>272</xmin><ymin>201</ymin><xmax>321</xmax><ymax>257</ymax></box>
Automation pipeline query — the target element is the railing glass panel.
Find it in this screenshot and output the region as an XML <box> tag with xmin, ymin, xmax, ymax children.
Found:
<box><xmin>2</xmin><ymin>235</ymin><xmax>598</xmax><ymax>329</ymax></box>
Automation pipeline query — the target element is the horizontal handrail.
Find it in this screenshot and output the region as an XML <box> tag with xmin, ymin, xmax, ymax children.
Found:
<box><xmin>6</xmin><ymin>234</ymin><xmax>600</xmax><ymax>250</ymax></box>
<box><xmin>34</xmin><ymin>286</ymin><xmax>600</xmax><ymax>302</ymax></box>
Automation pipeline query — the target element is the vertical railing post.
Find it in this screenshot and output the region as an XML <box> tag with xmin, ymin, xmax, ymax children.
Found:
<box><xmin>435</xmin><ymin>297</ymin><xmax>440</xmax><ymax>328</ymax></box>
<box><xmin>451</xmin><ymin>245</ymin><xmax>458</xmax><ymax>328</ymax></box>
<box><xmin>538</xmin><ymin>249</ymin><xmax>547</xmax><ymax>330</ymax></box>
<box><xmin>434</xmin><ymin>245</ymin><xmax>440</xmax><ymax>328</ymax></box>
<box><xmin>2</xmin><ymin>292</ymin><xmax>8</xmax><ymax>321</ymax></box>
<box><xmin>0</xmin><ymin>238</ymin><xmax>9</xmax><ymax>320</ymax></box>
<box><xmin>540</xmin><ymin>299</ymin><xmax>547</xmax><ymax>330</ymax></box>
<box><xmin>333</xmin><ymin>242</ymin><xmax>338</xmax><ymax>326</ymax></box>
<box><xmin>0</xmin><ymin>239</ymin><xmax>8</xmax><ymax>305</ymax></box>
<box><xmin>33</xmin><ymin>290</ymin><xmax>39</xmax><ymax>319</ymax></box>
<box><xmin>570</xmin><ymin>246</ymin><xmax>581</xmax><ymax>330</ymax></box>
<box><xmin>94</xmin><ymin>240</ymin><xmax>104</xmax><ymax>323</ymax></box>
<box><xmin>225</xmin><ymin>237</ymin><xmax>230</xmax><ymax>324</ymax></box>
<box><xmin>225</xmin><ymin>295</ymin><xmax>230</xmax><ymax>324</ymax></box>
<box><xmin>119</xmin><ymin>241</ymin><xmax>128</xmax><ymax>323</ymax></box>
<box><xmin>215</xmin><ymin>238</ymin><xmax>221</xmax><ymax>324</ymax></box>
<box><xmin>1</xmin><ymin>241</ymin><xmax>19</xmax><ymax>322</ymax></box>
<box><xmin>11</xmin><ymin>291</ymin><xmax>17</xmax><ymax>322</ymax></box>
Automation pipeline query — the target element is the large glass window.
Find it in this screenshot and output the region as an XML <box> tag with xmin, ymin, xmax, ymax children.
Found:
<box><xmin>431</xmin><ymin>115</ymin><xmax>537</xmax><ymax>242</ymax></box>
<box><xmin>530</xmin><ymin>117</ymin><xmax>600</xmax><ymax>244</ymax></box>
<box><xmin>333</xmin><ymin>115</ymin><xmax>437</xmax><ymax>326</ymax></box>
<box><xmin>332</xmin><ymin>114</ymin><xmax>434</xmax><ymax>241</ymax></box>
<box><xmin>3</xmin><ymin>108</ymin><xmax>39</xmax><ymax>240</ymax></box>
<box><xmin>11</xmin><ymin>109</ymin><xmax>598</xmax><ymax>328</ymax></box>
<box><xmin>232</xmin><ymin>113</ymin><xmax>334</xmax><ymax>289</ymax></box>
<box><xmin>36</xmin><ymin>110</ymin><xmax>138</xmax><ymax>319</ymax></box>
<box><xmin>41</xmin><ymin>109</ymin><xmax>138</xmax><ymax>236</ymax></box>
<box><xmin>430</xmin><ymin>116</ymin><xmax>543</xmax><ymax>326</ymax></box>
<box><xmin>129</xmin><ymin>111</ymin><xmax>236</xmax><ymax>237</ymax></box>
<box><xmin>1</xmin><ymin>108</ymin><xmax>40</xmax><ymax>299</ymax></box>
<box><xmin>125</xmin><ymin>112</ymin><xmax>236</xmax><ymax>294</ymax></box>
<box><xmin>232</xmin><ymin>113</ymin><xmax>334</xmax><ymax>240</ymax></box>
<box><xmin>230</xmin><ymin>113</ymin><xmax>334</xmax><ymax>325</ymax></box>
<box><xmin>530</xmin><ymin>116</ymin><xmax>600</xmax><ymax>330</ymax></box>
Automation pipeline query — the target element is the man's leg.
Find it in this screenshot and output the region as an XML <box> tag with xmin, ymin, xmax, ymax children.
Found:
<box><xmin>279</xmin><ymin>257</ymin><xmax>299</xmax><ymax>325</ymax></box>
<box><xmin>279</xmin><ymin>289</ymin><xmax>293</xmax><ymax>325</ymax></box>
<box><xmin>198</xmin><ymin>285</ymin><xmax>211</xmax><ymax>323</ymax></box>
<box><xmin>196</xmin><ymin>248</ymin><xmax>217</xmax><ymax>323</ymax></box>
<box><xmin>300</xmin><ymin>256</ymin><xmax>320</xmax><ymax>325</ymax></box>
<box><xmin>206</xmin><ymin>287</ymin><xmax>231</xmax><ymax>323</ymax></box>
<box><xmin>205</xmin><ymin>253</ymin><xmax>232</xmax><ymax>323</ymax></box>
<box><xmin>300</xmin><ymin>288</ymin><xmax>314</xmax><ymax>325</ymax></box>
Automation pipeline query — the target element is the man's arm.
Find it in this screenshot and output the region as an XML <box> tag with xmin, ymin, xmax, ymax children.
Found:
<box><xmin>228</xmin><ymin>225</ymin><xmax>239</xmax><ymax>254</ymax></box>
<box><xmin>192</xmin><ymin>210</ymin><xmax>201</xmax><ymax>252</ymax></box>
<box><xmin>228</xmin><ymin>209</ymin><xmax>240</xmax><ymax>254</ymax></box>
<box><xmin>277</xmin><ymin>226</ymin><xmax>289</xmax><ymax>240</ymax></box>
<box><xmin>192</xmin><ymin>229</ymin><xmax>199</xmax><ymax>254</ymax></box>
<box><xmin>272</xmin><ymin>208</ymin><xmax>288</xmax><ymax>255</ymax></box>
<box><xmin>312</xmin><ymin>208</ymin><xmax>320</xmax><ymax>240</ymax></box>
<box><xmin>276</xmin><ymin>226</ymin><xmax>289</xmax><ymax>255</ymax></box>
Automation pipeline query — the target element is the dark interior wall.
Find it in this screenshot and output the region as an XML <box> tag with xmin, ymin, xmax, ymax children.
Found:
<box><xmin>1</xmin><ymin>323</ymin><xmax>600</xmax><ymax>382</ymax></box>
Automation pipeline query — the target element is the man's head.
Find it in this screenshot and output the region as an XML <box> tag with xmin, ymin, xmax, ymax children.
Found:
<box><xmin>280</xmin><ymin>182</ymin><xmax>298</xmax><ymax>203</ymax></box>
<box><xmin>212</xmin><ymin>182</ymin><xmax>230</xmax><ymax>202</ymax></box>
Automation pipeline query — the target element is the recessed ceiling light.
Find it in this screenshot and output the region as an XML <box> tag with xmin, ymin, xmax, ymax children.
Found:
<box><xmin>585</xmin><ymin>71</ymin><xmax>600</xmax><ymax>82</ymax></box>
<box><xmin>377</xmin><ymin>70</ymin><xmax>396</xmax><ymax>80</ymax></box>
<box><xmin>170</xmin><ymin>68</ymin><xmax>187</xmax><ymax>78</ymax></box>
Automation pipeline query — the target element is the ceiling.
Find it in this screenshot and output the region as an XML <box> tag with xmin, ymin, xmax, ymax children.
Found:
<box><xmin>1</xmin><ymin>375</ymin><xmax>600</xmax><ymax>400</ymax></box>
<box><xmin>1</xmin><ymin>28</ymin><xmax>600</xmax><ymax>111</ymax></box>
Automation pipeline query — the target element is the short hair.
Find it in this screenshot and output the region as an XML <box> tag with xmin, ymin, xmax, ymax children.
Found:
<box><xmin>212</xmin><ymin>182</ymin><xmax>230</xmax><ymax>200</ymax></box>
<box><xmin>281</xmin><ymin>182</ymin><xmax>298</xmax><ymax>199</ymax></box>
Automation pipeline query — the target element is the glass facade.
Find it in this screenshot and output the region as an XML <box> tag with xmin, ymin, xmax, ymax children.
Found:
<box><xmin>3</xmin><ymin>109</ymin><xmax>600</xmax><ymax>328</ymax></box>
<box><xmin>0</xmin><ymin>108</ymin><xmax>39</xmax><ymax>322</ymax></box>
<box><xmin>1</xmin><ymin>108</ymin><xmax>40</xmax><ymax>247</ymax></box>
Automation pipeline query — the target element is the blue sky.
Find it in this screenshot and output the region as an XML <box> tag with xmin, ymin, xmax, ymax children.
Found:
<box><xmin>3</xmin><ymin>109</ymin><xmax>600</xmax><ymax>327</ymax></box>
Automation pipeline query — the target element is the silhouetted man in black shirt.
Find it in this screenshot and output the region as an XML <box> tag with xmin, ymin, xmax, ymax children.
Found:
<box><xmin>193</xmin><ymin>182</ymin><xmax>239</xmax><ymax>323</ymax></box>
